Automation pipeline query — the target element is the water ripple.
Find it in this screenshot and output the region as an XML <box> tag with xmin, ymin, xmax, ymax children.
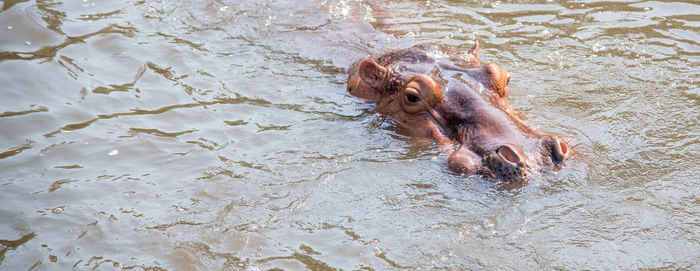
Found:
<box><xmin>1</xmin><ymin>0</ymin><xmax>698</xmax><ymax>270</ymax></box>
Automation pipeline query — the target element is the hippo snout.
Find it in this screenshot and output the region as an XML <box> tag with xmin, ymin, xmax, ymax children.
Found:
<box><xmin>484</xmin><ymin>137</ymin><xmax>573</xmax><ymax>182</ymax></box>
<box><xmin>447</xmin><ymin>136</ymin><xmax>574</xmax><ymax>183</ymax></box>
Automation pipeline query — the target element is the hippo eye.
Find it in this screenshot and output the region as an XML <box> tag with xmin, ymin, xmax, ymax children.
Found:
<box><xmin>404</xmin><ymin>87</ymin><xmax>421</xmax><ymax>104</ymax></box>
<box><xmin>406</xmin><ymin>93</ymin><xmax>420</xmax><ymax>103</ymax></box>
<box><xmin>401</xmin><ymin>87</ymin><xmax>425</xmax><ymax>113</ymax></box>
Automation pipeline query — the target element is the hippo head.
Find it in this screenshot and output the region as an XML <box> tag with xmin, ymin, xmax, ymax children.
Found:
<box><xmin>347</xmin><ymin>42</ymin><xmax>574</xmax><ymax>184</ymax></box>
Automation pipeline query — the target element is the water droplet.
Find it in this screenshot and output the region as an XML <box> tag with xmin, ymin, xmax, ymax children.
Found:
<box><xmin>52</xmin><ymin>207</ymin><xmax>64</xmax><ymax>214</ymax></box>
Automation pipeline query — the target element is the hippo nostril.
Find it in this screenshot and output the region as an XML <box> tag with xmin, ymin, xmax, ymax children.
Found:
<box><xmin>559</xmin><ymin>141</ymin><xmax>568</xmax><ymax>156</ymax></box>
<box><xmin>489</xmin><ymin>145</ymin><xmax>529</xmax><ymax>182</ymax></box>
<box><xmin>549</xmin><ymin>138</ymin><xmax>571</xmax><ymax>164</ymax></box>
<box><xmin>497</xmin><ymin>145</ymin><xmax>520</xmax><ymax>164</ymax></box>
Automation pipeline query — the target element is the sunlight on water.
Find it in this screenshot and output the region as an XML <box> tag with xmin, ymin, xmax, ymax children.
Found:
<box><xmin>325</xmin><ymin>0</ymin><xmax>375</xmax><ymax>22</ymax></box>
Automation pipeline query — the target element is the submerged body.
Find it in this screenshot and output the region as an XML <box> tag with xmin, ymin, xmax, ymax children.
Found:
<box><xmin>347</xmin><ymin>43</ymin><xmax>574</xmax><ymax>184</ymax></box>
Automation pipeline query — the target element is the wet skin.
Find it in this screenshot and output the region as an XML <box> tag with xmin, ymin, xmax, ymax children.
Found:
<box><xmin>347</xmin><ymin>42</ymin><xmax>574</xmax><ymax>184</ymax></box>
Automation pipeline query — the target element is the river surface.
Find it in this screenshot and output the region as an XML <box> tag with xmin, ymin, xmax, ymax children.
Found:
<box><xmin>1</xmin><ymin>0</ymin><xmax>698</xmax><ymax>270</ymax></box>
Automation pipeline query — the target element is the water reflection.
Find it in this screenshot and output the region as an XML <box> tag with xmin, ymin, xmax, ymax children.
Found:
<box><xmin>0</xmin><ymin>0</ymin><xmax>698</xmax><ymax>270</ymax></box>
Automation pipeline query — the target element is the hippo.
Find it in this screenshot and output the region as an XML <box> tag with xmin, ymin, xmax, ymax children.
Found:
<box><xmin>347</xmin><ymin>42</ymin><xmax>574</xmax><ymax>184</ymax></box>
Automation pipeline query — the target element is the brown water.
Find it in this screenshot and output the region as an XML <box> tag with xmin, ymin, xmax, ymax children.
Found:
<box><xmin>1</xmin><ymin>0</ymin><xmax>698</xmax><ymax>270</ymax></box>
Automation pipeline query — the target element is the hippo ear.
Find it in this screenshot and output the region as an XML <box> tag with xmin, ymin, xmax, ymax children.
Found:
<box><xmin>468</xmin><ymin>40</ymin><xmax>480</xmax><ymax>66</ymax></box>
<box><xmin>358</xmin><ymin>58</ymin><xmax>389</xmax><ymax>91</ymax></box>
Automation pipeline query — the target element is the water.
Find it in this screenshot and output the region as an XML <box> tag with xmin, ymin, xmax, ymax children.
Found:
<box><xmin>1</xmin><ymin>0</ymin><xmax>698</xmax><ymax>270</ymax></box>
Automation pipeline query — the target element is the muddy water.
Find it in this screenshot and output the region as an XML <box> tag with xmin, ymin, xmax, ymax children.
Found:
<box><xmin>1</xmin><ymin>0</ymin><xmax>698</xmax><ymax>270</ymax></box>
